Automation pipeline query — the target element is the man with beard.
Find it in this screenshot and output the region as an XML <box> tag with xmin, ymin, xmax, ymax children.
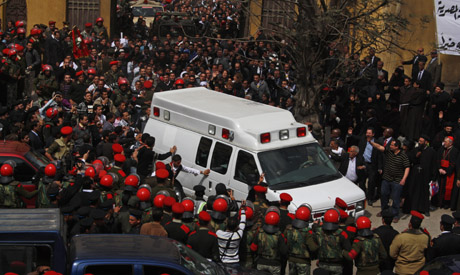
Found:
<box><xmin>403</xmin><ymin>135</ymin><xmax>437</xmax><ymax>216</ymax></box>
<box><xmin>434</xmin><ymin>136</ymin><xmax>458</xmax><ymax>210</ymax></box>
<box><xmin>433</xmin><ymin>123</ymin><xmax>457</xmax><ymax>151</ymax></box>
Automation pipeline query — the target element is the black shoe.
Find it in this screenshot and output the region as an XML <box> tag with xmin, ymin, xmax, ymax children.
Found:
<box><xmin>368</xmin><ymin>200</ymin><xmax>373</xmax><ymax>206</ymax></box>
<box><xmin>429</xmin><ymin>206</ymin><xmax>437</xmax><ymax>211</ymax></box>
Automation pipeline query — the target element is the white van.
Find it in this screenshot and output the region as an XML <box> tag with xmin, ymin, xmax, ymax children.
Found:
<box><xmin>143</xmin><ymin>88</ymin><xmax>366</xmax><ymax>217</ymax></box>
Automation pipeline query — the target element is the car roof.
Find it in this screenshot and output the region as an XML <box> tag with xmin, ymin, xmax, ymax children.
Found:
<box><xmin>0</xmin><ymin>208</ymin><xmax>63</xmax><ymax>232</ymax></box>
<box><xmin>70</xmin><ymin>234</ymin><xmax>181</xmax><ymax>262</ymax></box>
<box><xmin>0</xmin><ymin>140</ymin><xmax>30</xmax><ymax>156</ymax></box>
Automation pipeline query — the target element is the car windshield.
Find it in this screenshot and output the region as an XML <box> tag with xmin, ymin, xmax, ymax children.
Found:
<box><xmin>159</xmin><ymin>24</ymin><xmax>196</xmax><ymax>37</ymax></box>
<box><xmin>258</xmin><ymin>143</ymin><xmax>341</xmax><ymax>189</ymax></box>
<box><xmin>24</xmin><ymin>150</ymin><xmax>49</xmax><ymax>168</ymax></box>
<box><xmin>132</xmin><ymin>6</ymin><xmax>163</xmax><ymax>17</ymax></box>
<box><xmin>174</xmin><ymin>241</ymin><xmax>226</xmax><ymax>275</ymax></box>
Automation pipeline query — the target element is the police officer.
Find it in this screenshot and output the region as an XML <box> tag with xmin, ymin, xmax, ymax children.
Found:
<box><xmin>278</xmin><ymin>193</ymin><xmax>294</xmax><ymax>232</ymax></box>
<box><xmin>164</xmin><ymin>202</ymin><xmax>190</xmax><ymax>244</ymax></box>
<box><xmin>251</xmin><ymin>206</ymin><xmax>288</xmax><ymax>275</ymax></box>
<box><xmin>0</xmin><ymin>162</ymin><xmax>37</xmax><ymax>208</ymax></box>
<box><xmin>252</xmin><ymin>183</ymin><xmax>269</xmax><ymax>224</ymax></box>
<box><xmin>427</xmin><ymin>214</ymin><xmax>460</xmax><ymax>260</ymax></box>
<box><xmin>373</xmin><ymin>209</ymin><xmax>399</xmax><ymax>272</ymax></box>
<box><xmin>313</xmin><ymin>209</ymin><xmax>351</xmax><ymax>275</ymax></box>
<box><xmin>284</xmin><ymin>204</ymin><xmax>318</xmax><ymax>275</ymax></box>
<box><xmin>193</xmin><ymin>185</ymin><xmax>206</xmax><ymax>215</ymax></box>
<box><xmin>343</xmin><ymin>216</ymin><xmax>387</xmax><ymax>275</ymax></box>
<box><xmin>389</xmin><ymin>211</ymin><xmax>430</xmax><ymax>275</ymax></box>
<box><xmin>151</xmin><ymin>169</ymin><xmax>176</xmax><ymax>199</ymax></box>
<box><xmin>187</xmin><ymin>211</ymin><xmax>219</xmax><ymax>261</ymax></box>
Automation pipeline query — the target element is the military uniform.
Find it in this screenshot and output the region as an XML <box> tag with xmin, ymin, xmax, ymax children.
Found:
<box><xmin>251</xmin><ymin>227</ymin><xmax>288</xmax><ymax>275</ymax></box>
<box><xmin>0</xmin><ymin>181</ymin><xmax>37</xmax><ymax>208</ymax></box>
<box><xmin>343</xmin><ymin>234</ymin><xmax>387</xmax><ymax>275</ymax></box>
<box><xmin>47</xmin><ymin>137</ymin><xmax>74</xmax><ymax>161</ymax></box>
<box><xmin>34</xmin><ymin>72</ymin><xmax>58</xmax><ymax>101</ymax></box>
<box><xmin>111</xmin><ymin>88</ymin><xmax>132</xmax><ymax>107</ymax></box>
<box><xmin>187</xmin><ymin>227</ymin><xmax>220</xmax><ymax>261</ymax></box>
<box><xmin>240</xmin><ymin>222</ymin><xmax>261</xmax><ymax>269</ymax></box>
<box><xmin>107</xmin><ymin>165</ymin><xmax>127</xmax><ymax>190</ymax></box>
<box><xmin>389</xmin><ymin>228</ymin><xmax>430</xmax><ymax>275</ymax></box>
<box><xmin>314</xmin><ymin>227</ymin><xmax>351</xmax><ymax>275</ymax></box>
<box><xmin>104</xmin><ymin>69</ymin><xmax>124</xmax><ymax>88</ymax></box>
<box><xmin>164</xmin><ymin>219</ymin><xmax>190</xmax><ymax>244</ymax></box>
<box><xmin>284</xmin><ymin>224</ymin><xmax>318</xmax><ymax>275</ymax></box>
<box><xmin>36</xmin><ymin>180</ymin><xmax>52</xmax><ymax>208</ymax></box>
<box><xmin>6</xmin><ymin>57</ymin><xmax>20</xmax><ymax>106</ymax></box>
<box><xmin>93</xmin><ymin>24</ymin><xmax>108</xmax><ymax>40</ymax></box>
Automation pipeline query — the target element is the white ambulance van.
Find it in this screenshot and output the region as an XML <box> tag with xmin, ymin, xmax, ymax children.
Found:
<box><xmin>143</xmin><ymin>88</ymin><xmax>366</xmax><ymax>217</ymax></box>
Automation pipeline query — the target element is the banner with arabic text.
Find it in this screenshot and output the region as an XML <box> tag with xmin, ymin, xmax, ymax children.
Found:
<box><xmin>435</xmin><ymin>0</ymin><xmax>460</xmax><ymax>55</ymax></box>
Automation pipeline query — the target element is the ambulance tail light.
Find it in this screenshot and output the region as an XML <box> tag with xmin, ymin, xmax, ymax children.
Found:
<box><xmin>222</xmin><ymin>128</ymin><xmax>230</xmax><ymax>139</ymax></box>
<box><xmin>153</xmin><ymin>107</ymin><xmax>160</xmax><ymax>117</ymax></box>
<box><xmin>297</xmin><ymin>127</ymin><xmax>306</xmax><ymax>137</ymax></box>
<box><xmin>260</xmin><ymin>132</ymin><xmax>271</xmax><ymax>143</ymax></box>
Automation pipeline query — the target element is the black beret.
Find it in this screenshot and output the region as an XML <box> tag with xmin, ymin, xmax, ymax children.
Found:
<box><xmin>442</xmin><ymin>214</ymin><xmax>455</xmax><ymax>225</ymax></box>
<box><xmin>381</xmin><ymin>209</ymin><xmax>394</xmax><ymax>219</ymax></box>
<box><xmin>100</xmin><ymin>199</ymin><xmax>114</xmax><ymax>210</ymax></box>
<box><xmin>129</xmin><ymin>209</ymin><xmax>143</xmax><ymax>219</ymax></box>
<box><xmin>90</xmin><ymin>208</ymin><xmax>106</xmax><ymax>220</ymax></box>
<box><xmin>193</xmin><ymin>185</ymin><xmax>205</xmax><ymax>193</ymax></box>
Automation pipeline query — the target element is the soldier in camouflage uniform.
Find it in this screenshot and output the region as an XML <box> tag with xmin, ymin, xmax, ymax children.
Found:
<box><xmin>111</xmin><ymin>78</ymin><xmax>132</xmax><ymax>107</ymax></box>
<box><xmin>104</xmin><ymin>60</ymin><xmax>124</xmax><ymax>89</ymax></box>
<box><xmin>251</xmin><ymin>207</ymin><xmax>288</xmax><ymax>275</ymax></box>
<box><xmin>34</xmin><ymin>65</ymin><xmax>58</xmax><ymax>103</ymax></box>
<box><xmin>284</xmin><ymin>204</ymin><xmax>318</xmax><ymax>275</ymax></box>
<box><xmin>252</xmin><ymin>183</ymin><xmax>270</xmax><ymax>224</ymax></box>
<box><xmin>45</xmin><ymin>126</ymin><xmax>74</xmax><ymax>166</ymax></box>
<box><xmin>210</xmin><ymin>197</ymin><xmax>228</xmax><ymax>232</ymax></box>
<box><xmin>240</xmin><ymin>201</ymin><xmax>259</xmax><ymax>269</ymax></box>
<box><xmin>37</xmin><ymin>164</ymin><xmax>58</xmax><ymax>208</ymax></box>
<box><xmin>107</xmin><ymin>154</ymin><xmax>127</xmax><ymax>190</ymax></box>
<box><xmin>314</xmin><ymin>209</ymin><xmax>352</xmax><ymax>275</ymax></box>
<box><xmin>93</xmin><ymin>17</ymin><xmax>108</xmax><ymax>40</ymax></box>
<box><xmin>0</xmin><ymin>162</ymin><xmax>37</xmax><ymax>208</ymax></box>
<box><xmin>343</xmin><ymin>216</ymin><xmax>387</xmax><ymax>275</ymax></box>
<box><xmin>5</xmin><ymin>49</ymin><xmax>21</xmax><ymax>107</ymax></box>
<box><xmin>181</xmin><ymin>198</ymin><xmax>199</xmax><ymax>232</ymax></box>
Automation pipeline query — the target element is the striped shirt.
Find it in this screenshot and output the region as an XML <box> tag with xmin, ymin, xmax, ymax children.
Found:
<box><xmin>382</xmin><ymin>149</ymin><xmax>410</xmax><ymax>182</ymax></box>
<box><xmin>216</xmin><ymin>210</ymin><xmax>246</xmax><ymax>263</ymax></box>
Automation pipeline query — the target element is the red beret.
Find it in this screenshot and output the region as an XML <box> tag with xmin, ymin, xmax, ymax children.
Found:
<box><xmin>85</xmin><ymin>22</ymin><xmax>93</xmax><ymax>27</ymax></box>
<box><xmin>199</xmin><ymin>211</ymin><xmax>211</xmax><ymax>222</ymax></box>
<box><xmin>280</xmin><ymin>193</ymin><xmax>292</xmax><ymax>202</ymax></box>
<box><xmin>164</xmin><ymin>196</ymin><xmax>176</xmax><ymax>207</ymax></box>
<box><xmin>49</xmin><ymin>21</ymin><xmax>56</xmax><ymax>25</ymax></box>
<box><xmin>76</xmin><ymin>70</ymin><xmax>84</xmax><ymax>77</ymax></box>
<box><xmin>156</xmin><ymin>169</ymin><xmax>169</xmax><ymax>179</ymax></box>
<box><xmin>44</xmin><ymin>272</ymin><xmax>62</xmax><ymax>275</ymax></box>
<box><xmin>109</xmin><ymin>60</ymin><xmax>119</xmax><ymax>66</ymax></box>
<box><xmin>448</xmin><ymin>136</ymin><xmax>454</xmax><ymax>142</ymax></box>
<box><xmin>156</xmin><ymin>161</ymin><xmax>166</xmax><ymax>170</ymax></box>
<box><xmin>254</xmin><ymin>185</ymin><xmax>267</xmax><ymax>193</ymax></box>
<box><xmin>114</xmin><ymin>154</ymin><xmax>126</xmax><ymax>163</ymax></box>
<box><xmin>339</xmin><ymin>209</ymin><xmax>349</xmax><ymax>219</ymax></box>
<box><xmin>172</xmin><ymin>202</ymin><xmax>184</xmax><ymax>214</ymax></box>
<box><xmin>61</xmin><ymin>126</ymin><xmax>73</xmax><ymax>135</ymax></box>
<box><xmin>144</xmin><ymin>80</ymin><xmax>153</xmax><ymax>89</ymax></box>
<box><xmin>335</xmin><ymin>197</ymin><xmax>347</xmax><ymax>210</ymax></box>
<box><xmin>112</xmin><ymin>143</ymin><xmax>123</xmax><ymax>153</ymax></box>
<box><xmin>411</xmin><ymin>210</ymin><xmax>424</xmax><ymax>220</ymax></box>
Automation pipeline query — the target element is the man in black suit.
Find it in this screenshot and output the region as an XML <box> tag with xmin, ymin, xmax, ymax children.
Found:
<box><xmin>367</xmin><ymin>47</ymin><xmax>381</xmax><ymax>67</ymax></box>
<box><xmin>28</xmin><ymin>121</ymin><xmax>45</xmax><ymax>154</ymax></box>
<box><xmin>415</xmin><ymin>61</ymin><xmax>432</xmax><ymax>92</ymax></box>
<box><xmin>402</xmin><ymin>47</ymin><xmax>428</xmax><ymax>80</ymax></box>
<box><xmin>332</xmin><ymin>145</ymin><xmax>367</xmax><ymax>191</ymax></box>
<box><xmin>359</xmin><ymin>127</ymin><xmax>381</xmax><ymax>204</ymax></box>
<box><xmin>373</xmin><ymin>209</ymin><xmax>399</xmax><ymax>272</ymax></box>
<box><xmin>376</xmin><ymin>61</ymin><xmax>389</xmax><ymax>92</ymax></box>
<box><xmin>375</xmin><ymin>128</ymin><xmax>394</xmax><ymax>204</ymax></box>
<box><xmin>427</xmin><ymin>214</ymin><xmax>460</xmax><ymax>261</ymax></box>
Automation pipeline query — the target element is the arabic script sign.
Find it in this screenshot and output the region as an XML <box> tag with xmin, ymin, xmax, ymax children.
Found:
<box><xmin>435</xmin><ymin>0</ymin><xmax>460</xmax><ymax>55</ymax></box>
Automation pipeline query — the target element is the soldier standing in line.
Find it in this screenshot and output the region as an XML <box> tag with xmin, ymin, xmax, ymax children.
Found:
<box><xmin>37</xmin><ymin>163</ymin><xmax>58</xmax><ymax>208</ymax></box>
<box><xmin>0</xmin><ymin>162</ymin><xmax>38</xmax><ymax>208</ymax></box>
<box><xmin>389</xmin><ymin>211</ymin><xmax>430</xmax><ymax>275</ymax></box>
<box><xmin>250</xmin><ymin>207</ymin><xmax>288</xmax><ymax>275</ymax></box>
<box><xmin>343</xmin><ymin>216</ymin><xmax>387</xmax><ymax>275</ymax></box>
<box><xmin>164</xmin><ymin>202</ymin><xmax>190</xmax><ymax>244</ymax></box>
<box><xmin>187</xmin><ymin>210</ymin><xmax>219</xmax><ymax>261</ymax></box>
<box><xmin>313</xmin><ymin>209</ymin><xmax>351</xmax><ymax>275</ymax></box>
<box><xmin>284</xmin><ymin>204</ymin><xmax>318</xmax><ymax>275</ymax></box>
<box><xmin>373</xmin><ymin>209</ymin><xmax>399</xmax><ymax>272</ymax></box>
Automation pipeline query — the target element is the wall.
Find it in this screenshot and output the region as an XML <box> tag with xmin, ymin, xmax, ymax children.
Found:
<box><xmin>26</xmin><ymin>0</ymin><xmax>66</xmax><ymax>32</ymax></box>
<box><xmin>100</xmin><ymin>0</ymin><xmax>111</xmax><ymax>36</ymax></box>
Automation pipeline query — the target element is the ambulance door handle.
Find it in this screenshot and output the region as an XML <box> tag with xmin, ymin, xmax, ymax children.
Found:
<box><xmin>208</xmin><ymin>181</ymin><xmax>213</xmax><ymax>191</ymax></box>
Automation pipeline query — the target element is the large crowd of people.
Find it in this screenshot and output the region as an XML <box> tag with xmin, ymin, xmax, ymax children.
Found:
<box><xmin>1</xmin><ymin>0</ymin><xmax>460</xmax><ymax>274</ymax></box>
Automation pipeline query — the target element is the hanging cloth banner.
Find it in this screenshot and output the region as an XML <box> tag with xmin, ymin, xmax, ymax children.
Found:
<box><xmin>435</xmin><ymin>0</ymin><xmax>460</xmax><ymax>55</ymax></box>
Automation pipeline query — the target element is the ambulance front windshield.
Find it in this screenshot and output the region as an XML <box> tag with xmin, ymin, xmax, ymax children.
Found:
<box><xmin>258</xmin><ymin>143</ymin><xmax>341</xmax><ymax>189</ymax></box>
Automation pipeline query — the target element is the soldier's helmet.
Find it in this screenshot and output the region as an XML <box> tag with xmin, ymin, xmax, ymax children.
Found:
<box><xmin>154</xmin><ymin>194</ymin><xmax>167</xmax><ymax>208</ymax></box>
<box><xmin>323</xmin><ymin>209</ymin><xmax>340</xmax><ymax>231</ymax></box>
<box><xmin>292</xmin><ymin>203</ymin><xmax>312</xmax><ymax>229</ymax></box>
<box><xmin>137</xmin><ymin>187</ymin><xmax>151</xmax><ymax>202</ymax></box>
<box><xmin>124</xmin><ymin>174</ymin><xmax>139</xmax><ymax>192</ymax></box>
<box><xmin>175</xmin><ymin>78</ymin><xmax>185</xmax><ymax>86</ymax></box>
<box><xmin>84</xmin><ymin>167</ymin><xmax>96</xmax><ymax>179</ymax></box>
<box><xmin>46</xmin><ymin>108</ymin><xmax>58</xmax><ymax>119</ymax></box>
<box><xmin>0</xmin><ymin>163</ymin><xmax>14</xmax><ymax>184</ymax></box>
<box><xmin>240</xmin><ymin>200</ymin><xmax>255</xmax><ymax>226</ymax></box>
<box><xmin>96</xmin><ymin>17</ymin><xmax>104</xmax><ymax>23</ymax></box>
<box><xmin>118</xmin><ymin>78</ymin><xmax>129</xmax><ymax>87</ymax></box>
<box><xmin>100</xmin><ymin>174</ymin><xmax>114</xmax><ymax>189</ymax></box>
<box><xmin>211</xmin><ymin>197</ymin><xmax>228</xmax><ymax>220</ymax></box>
<box><xmin>44</xmin><ymin>164</ymin><xmax>57</xmax><ymax>184</ymax></box>
<box><xmin>181</xmin><ymin>197</ymin><xmax>195</xmax><ymax>219</ymax></box>
<box><xmin>356</xmin><ymin>216</ymin><xmax>373</xmax><ymax>237</ymax></box>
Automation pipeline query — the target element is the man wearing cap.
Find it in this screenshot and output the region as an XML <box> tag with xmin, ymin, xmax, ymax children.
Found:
<box><xmin>104</xmin><ymin>60</ymin><xmax>124</xmax><ymax>89</ymax></box>
<box><xmin>404</xmin><ymin>135</ymin><xmax>437</xmax><ymax>215</ymax></box>
<box><xmin>140</xmin><ymin>207</ymin><xmax>167</xmax><ymax>237</ymax></box>
<box><xmin>192</xmin><ymin>185</ymin><xmax>206</xmax><ymax>215</ymax></box>
<box><xmin>373</xmin><ymin>209</ymin><xmax>399</xmax><ymax>272</ymax></box>
<box><xmin>389</xmin><ymin>211</ymin><xmax>430</xmax><ymax>275</ymax></box>
<box><xmin>107</xmin><ymin>154</ymin><xmax>127</xmax><ymax>190</ymax></box>
<box><xmin>278</xmin><ymin>193</ymin><xmax>293</xmax><ymax>233</ymax></box>
<box><xmin>187</xmin><ymin>210</ymin><xmax>219</xmax><ymax>262</ymax></box>
<box><xmin>34</xmin><ymin>64</ymin><xmax>58</xmax><ymax>103</ymax></box>
<box><xmin>151</xmin><ymin>169</ymin><xmax>177</xmax><ymax>199</ymax></box>
<box><xmin>0</xmin><ymin>162</ymin><xmax>38</xmax><ymax>208</ymax></box>
<box><xmin>427</xmin><ymin>214</ymin><xmax>460</xmax><ymax>260</ymax></box>
<box><xmin>81</xmin><ymin>23</ymin><xmax>93</xmax><ymax>39</ymax></box>
<box><xmin>164</xmin><ymin>202</ymin><xmax>190</xmax><ymax>244</ymax></box>
<box><xmin>45</xmin><ymin>126</ymin><xmax>74</xmax><ymax>165</ymax></box>
<box><xmin>435</xmin><ymin>136</ymin><xmax>458</xmax><ymax>209</ymax></box>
